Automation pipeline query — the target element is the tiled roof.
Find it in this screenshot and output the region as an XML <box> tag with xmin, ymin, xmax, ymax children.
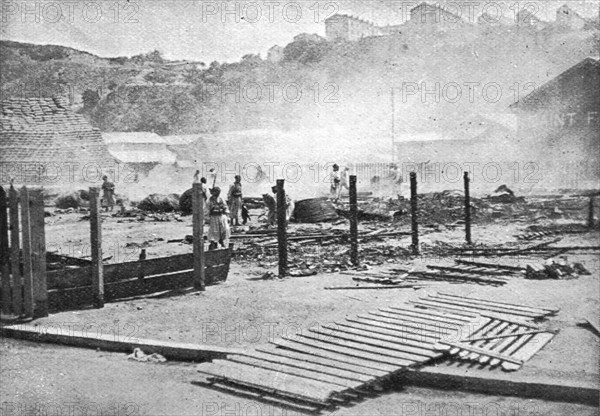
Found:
<box><xmin>0</xmin><ymin>97</ymin><xmax>118</xmax><ymax>171</ymax></box>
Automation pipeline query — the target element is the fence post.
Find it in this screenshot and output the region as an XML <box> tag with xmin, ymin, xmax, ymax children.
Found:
<box><xmin>277</xmin><ymin>179</ymin><xmax>288</xmax><ymax>278</ymax></box>
<box><xmin>464</xmin><ymin>172</ymin><xmax>472</xmax><ymax>245</ymax></box>
<box><xmin>30</xmin><ymin>189</ymin><xmax>47</xmax><ymax>318</ymax></box>
<box><xmin>0</xmin><ymin>186</ymin><xmax>10</xmax><ymax>315</ymax></box>
<box><xmin>89</xmin><ymin>187</ymin><xmax>104</xmax><ymax>308</ymax></box>
<box><xmin>192</xmin><ymin>183</ymin><xmax>205</xmax><ymax>291</ymax></box>
<box><xmin>588</xmin><ymin>196</ymin><xmax>595</xmax><ymax>229</ymax></box>
<box><xmin>9</xmin><ymin>185</ymin><xmax>22</xmax><ymax>316</ymax></box>
<box><xmin>349</xmin><ymin>175</ymin><xmax>359</xmax><ymax>266</ymax></box>
<box><xmin>20</xmin><ymin>187</ymin><xmax>34</xmax><ymax>318</ymax></box>
<box><xmin>410</xmin><ymin>172</ymin><xmax>419</xmax><ymax>255</ymax></box>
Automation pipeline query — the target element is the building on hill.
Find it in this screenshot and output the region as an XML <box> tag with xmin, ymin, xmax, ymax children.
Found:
<box><xmin>325</xmin><ymin>14</ymin><xmax>383</xmax><ymax>41</ymax></box>
<box><xmin>0</xmin><ymin>97</ymin><xmax>118</xmax><ymax>185</ymax></box>
<box><xmin>407</xmin><ymin>2</ymin><xmax>469</xmax><ymax>31</ymax></box>
<box><xmin>510</xmin><ymin>57</ymin><xmax>600</xmax><ymax>187</ymax></box>
<box><xmin>102</xmin><ymin>132</ymin><xmax>177</xmax><ymax>176</ymax></box>
<box><xmin>555</xmin><ymin>4</ymin><xmax>586</xmax><ymax>30</ymax></box>
<box><xmin>267</xmin><ymin>45</ymin><xmax>284</xmax><ymax>63</ymax></box>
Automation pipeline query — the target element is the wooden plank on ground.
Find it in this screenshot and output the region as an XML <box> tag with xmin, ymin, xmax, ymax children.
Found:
<box><xmin>224</xmin><ymin>356</ymin><xmax>364</xmax><ymax>389</ymax></box>
<box><xmin>270</xmin><ymin>340</ymin><xmax>398</xmax><ymax>373</ymax></box>
<box><xmin>320</xmin><ymin>324</ymin><xmax>440</xmax><ymax>352</ymax></box>
<box><xmin>437</xmin><ymin>292</ymin><xmax>558</xmax><ymax>315</ymax></box>
<box><xmin>335</xmin><ymin>322</ymin><xmax>439</xmax><ymax>348</ymax></box>
<box><xmin>501</xmin><ymin>332</ymin><xmax>555</xmax><ymax>371</ymax></box>
<box><xmin>376</xmin><ymin>308</ymin><xmax>466</xmax><ymax>328</ymax></box>
<box><xmin>410</xmin><ymin>300</ymin><xmax>507</xmax><ymax>319</ymax></box>
<box><xmin>423</xmin><ymin>295</ymin><xmax>542</xmax><ymax>318</ymax></box>
<box><xmin>309</xmin><ymin>326</ymin><xmax>438</xmax><ymax>359</ymax></box>
<box><xmin>9</xmin><ymin>186</ymin><xmax>22</xmax><ymax>315</ymax></box>
<box><xmin>349</xmin><ymin>316</ymin><xmax>440</xmax><ymax>342</ymax></box>
<box><xmin>380</xmin><ymin>307</ymin><xmax>466</xmax><ymax>325</ymax></box>
<box><xmin>196</xmin><ymin>362</ymin><xmax>337</xmax><ymax>405</ymax></box>
<box><xmin>254</xmin><ymin>346</ymin><xmax>388</xmax><ymax>378</ymax></box>
<box><xmin>434</xmin><ymin>293</ymin><xmax>553</xmax><ymax>316</ymax></box>
<box><xmin>481</xmin><ymin>324</ymin><xmax>520</xmax><ymax>365</ymax></box>
<box><xmin>368</xmin><ymin>311</ymin><xmax>461</xmax><ymax>336</ymax></box>
<box><xmin>19</xmin><ymin>187</ymin><xmax>33</xmax><ymax>318</ymax></box>
<box><xmin>388</xmin><ymin>305</ymin><xmax>476</xmax><ymax>321</ymax></box>
<box><xmin>437</xmin><ymin>341</ymin><xmax>524</xmax><ymax>365</ymax></box>
<box><xmin>234</xmin><ymin>350</ymin><xmax>373</xmax><ymax>383</ymax></box>
<box><xmin>283</xmin><ymin>334</ymin><xmax>417</xmax><ymax>367</ymax></box>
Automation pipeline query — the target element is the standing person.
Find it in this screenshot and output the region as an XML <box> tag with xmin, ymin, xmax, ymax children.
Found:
<box><xmin>193</xmin><ymin>169</ymin><xmax>200</xmax><ymax>184</ymax></box>
<box><xmin>271</xmin><ymin>185</ymin><xmax>294</xmax><ymax>222</ymax></box>
<box><xmin>207</xmin><ymin>187</ymin><xmax>230</xmax><ymax>249</ymax></box>
<box><xmin>340</xmin><ymin>167</ymin><xmax>350</xmax><ymax>199</ymax></box>
<box><xmin>101</xmin><ymin>175</ymin><xmax>115</xmax><ymax>212</ymax></box>
<box><xmin>263</xmin><ymin>192</ymin><xmax>276</xmax><ymax>226</ymax></box>
<box><xmin>200</xmin><ymin>177</ymin><xmax>209</xmax><ymax>219</ymax></box>
<box><xmin>228</xmin><ymin>175</ymin><xmax>243</xmax><ymax>226</ymax></box>
<box><xmin>330</xmin><ymin>164</ymin><xmax>341</xmax><ymax>202</ymax></box>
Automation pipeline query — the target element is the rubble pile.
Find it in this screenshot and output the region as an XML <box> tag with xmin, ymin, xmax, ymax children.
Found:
<box><xmin>54</xmin><ymin>190</ymin><xmax>89</xmax><ymax>209</ymax></box>
<box><xmin>526</xmin><ymin>258</ymin><xmax>590</xmax><ymax>280</ymax></box>
<box><xmin>137</xmin><ymin>193</ymin><xmax>180</xmax><ymax>212</ymax></box>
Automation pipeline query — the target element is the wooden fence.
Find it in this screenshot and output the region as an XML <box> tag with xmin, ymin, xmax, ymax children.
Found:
<box><xmin>1</xmin><ymin>185</ymin><xmax>232</xmax><ymax>316</ymax></box>
<box><xmin>0</xmin><ymin>185</ymin><xmax>48</xmax><ymax>318</ymax></box>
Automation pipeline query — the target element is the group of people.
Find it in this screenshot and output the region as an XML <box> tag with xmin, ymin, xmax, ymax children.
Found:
<box><xmin>193</xmin><ymin>172</ymin><xmax>293</xmax><ymax>250</ymax></box>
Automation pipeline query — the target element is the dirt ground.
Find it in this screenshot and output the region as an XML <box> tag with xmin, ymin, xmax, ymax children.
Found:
<box><xmin>1</xmin><ymin>208</ymin><xmax>599</xmax><ymax>415</ymax></box>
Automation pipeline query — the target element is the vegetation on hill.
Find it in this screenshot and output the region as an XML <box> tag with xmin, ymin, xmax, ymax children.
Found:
<box><xmin>1</xmin><ymin>25</ymin><xmax>598</xmax><ymax>137</ymax></box>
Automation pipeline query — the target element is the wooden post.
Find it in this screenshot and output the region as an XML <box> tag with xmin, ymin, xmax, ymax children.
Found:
<box><xmin>588</xmin><ymin>196</ymin><xmax>595</xmax><ymax>228</ymax></box>
<box><xmin>464</xmin><ymin>171</ymin><xmax>472</xmax><ymax>245</ymax></box>
<box><xmin>349</xmin><ymin>175</ymin><xmax>359</xmax><ymax>266</ymax></box>
<box><xmin>192</xmin><ymin>183</ymin><xmax>205</xmax><ymax>290</ymax></box>
<box><xmin>89</xmin><ymin>187</ymin><xmax>104</xmax><ymax>308</ymax></box>
<box><xmin>30</xmin><ymin>189</ymin><xmax>48</xmax><ymax>317</ymax></box>
<box><xmin>0</xmin><ymin>186</ymin><xmax>10</xmax><ymax>315</ymax></box>
<box><xmin>20</xmin><ymin>187</ymin><xmax>34</xmax><ymax>318</ymax></box>
<box><xmin>410</xmin><ymin>172</ymin><xmax>419</xmax><ymax>255</ymax></box>
<box><xmin>9</xmin><ymin>186</ymin><xmax>22</xmax><ymax>315</ymax></box>
<box><xmin>276</xmin><ymin>179</ymin><xmax>288</xmax><ymax>277</ymax></box>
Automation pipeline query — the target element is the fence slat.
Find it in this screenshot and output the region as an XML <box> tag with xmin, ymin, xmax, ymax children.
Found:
<box><xmin>9</xmin><ymin>186</ymin><xmax>22</xmax><ymax>315</ymax></box>
<box><xmin>89</xmin><ymin>187</ymin><xmax>104</xmax><ymax>308</ymax></box>
<box><xmin>0</xmin><ymin>186</ymin><xmax>10</xmax><ymax>315</ymax></box>
<box><xmin>20</xmin><ymin>187</ymin><xmax>34</xmax><ymax>317</ymax></box>
<box><xmin>192</xmin><ymin>183</ymin><xmax>205</xmax><ymax>291</ymax></box>
<box><xmin>30</xmin><ymin>189</ymin><xmax>48</xmax><ymax>318</ymax></box>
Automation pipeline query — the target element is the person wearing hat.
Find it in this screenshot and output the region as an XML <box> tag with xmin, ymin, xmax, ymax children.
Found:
<box><xmin>207</xmin><ymin>187</ymin><xmax>230</xmax><ymax>249</ymax></box>
<box><xmin>330</xmin><ymin>164</ymin><xmax>341</xmax><ymax>202</ymax></box>
<box><xmin>228</xmin><ymin>175</ymin><xmax>243</xmax><ymax>226</ymax></box>
<box><xmin>101</xmin><ymin>175</ymin><xmax>115</xmax><ymax>212</ymax></box>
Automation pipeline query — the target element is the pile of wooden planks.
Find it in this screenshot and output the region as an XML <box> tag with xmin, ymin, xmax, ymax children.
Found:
<box><xmin>197</xmin><ymin>293</ymin><xmax>558</xmax><ymax>409</ymax></box>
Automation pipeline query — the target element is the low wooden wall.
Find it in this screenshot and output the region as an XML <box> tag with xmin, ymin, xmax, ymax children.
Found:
<box><xmin>46</xmin><ymin>249</ymin><xmax>231</xmax><ymax>312</ymax></box>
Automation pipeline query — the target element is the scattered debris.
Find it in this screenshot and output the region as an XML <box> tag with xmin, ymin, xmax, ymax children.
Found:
<box><xmin>127</xmin><ymin>348</ymin><xmax>167</xmax><ymax>363</ymax></box>
<box><xmin>137</xmin><ymin>193</ymin><xmax>180</xmax><ymax>212</ymax></box>
<box><xmin>525</xmin><ymin>258</ymin><xmax>590</xmax><ymax>280</ymax></box>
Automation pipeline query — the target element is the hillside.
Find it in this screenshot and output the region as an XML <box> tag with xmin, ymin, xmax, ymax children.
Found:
<box><xmin>1</xmin><ymin>26</ymin><xmax>599</xmax><ymax>139</ymax></box>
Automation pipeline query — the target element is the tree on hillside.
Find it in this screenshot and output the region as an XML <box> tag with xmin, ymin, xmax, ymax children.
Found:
<box><xmin>283</xmin><ymin>40</ymin><xmax>331</xmax><ymax>64</ymax></box>
<box><xmin>82</xmin><ymin>89</ymin><xmax>100</xmax><ymax>110</ymax></box>
<box><xmin>144</xmin><ymin>68</ymin><xmax>176</xmax><ymax>85</ymax></box>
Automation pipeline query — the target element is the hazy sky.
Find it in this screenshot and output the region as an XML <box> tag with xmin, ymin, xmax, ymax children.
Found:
<box><xmin>1</xmin><ymin>0</ymin><xmax>598</xmax><ymax>63</ymax></box>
